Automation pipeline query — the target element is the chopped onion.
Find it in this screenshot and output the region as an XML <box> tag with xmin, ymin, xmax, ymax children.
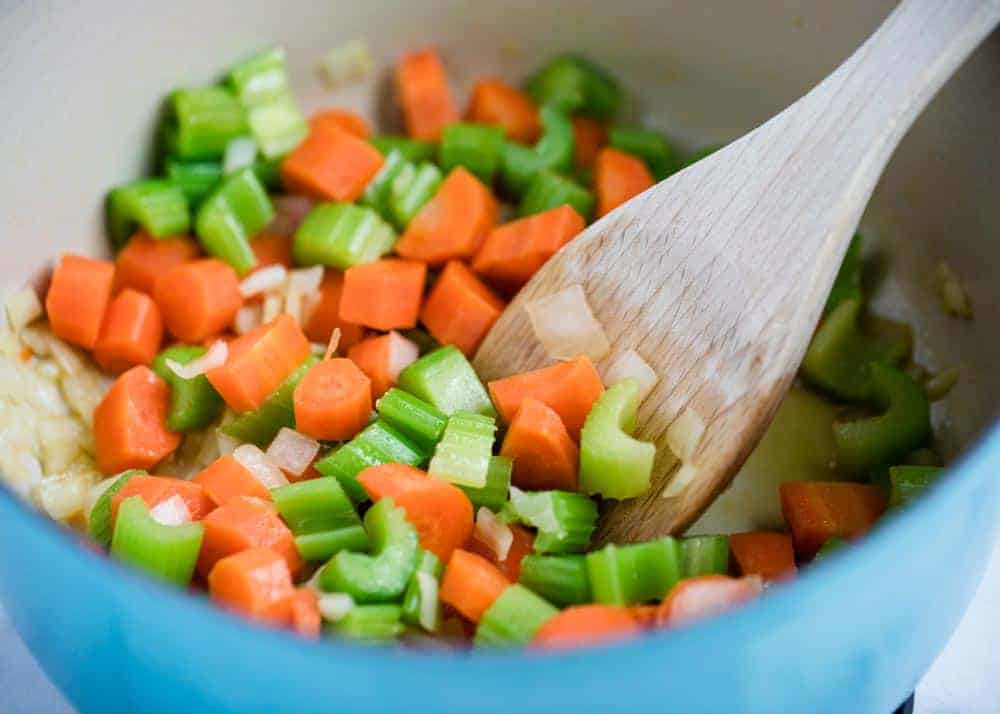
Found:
<box><xmin>19</xmin><ymin>326</ymin><xmax>52</xmax><ymax>357</ymax></box>
<box><xmin>310</xmin><ymin>342</ymin><xmax>327</xmax><ymax>356</ymax></box>
<box><xmin>317</xmin><ymin>593</ymin><xmax>356</xmax><ymax>622</ymax></box>
<box><xmin>266</xmin><ymin>427</ymin><xmax>320</xmax><ymax>476</ymax></box>
<box><xmin>166</xmin><ymin>340</ymin><xmax>228</xmax><ymax>380</ymax></box>
<box><xmin>415</xmin><ymin>571</ymin><xmax>439</xmax><ymax>631</ymax></box>
<box><xmin>602</xmin><ymin>349</ymin><xmax>658</xmax><ymax>401</ymax></box>
<box><xmin>474</xmin><ymin>506</ymin><xmax>513</xmax><ymax>561</ymax></box>
<box><xmin>937</xmin><ymin>262</ymin><xmax>973</xmax><ymax>318</ymax></box>
<box><xmin>318</xmin><ymin>40</ymin><xmax>373</xmax><ymax>88</ymax></box>
<box><xmin>666</xmin><ymin>408</ymin><xmax>705</xmax><ymax>461</ymax></box>
<box><xmin>149</xmin><ymin>494</ymin><xmax>192</xmax><ymax>526</ymax></box>
<box><xmin>289</xmin><ymin>266</ymin><xmax>324</xmax><ymax>295</ymax></box>
<box><xmin>661</xmin><ymin>462</ymin><xmax>699</xmax><ymax>499</ymax></box>
<box><xmin>525</xmin><ymin>284</ymin><xmax>610</xmax><ymax>361</ymax></box>
<box><xmin>386</xmin><ymin>331</ymin><xmax>420</xmax><ymax>381</ymax></box>
<box><xmin>4</xmin><ymin>288</ymin><xmax>43</xmax><ymax>333</ymax></box>
<box><xmin>283</xmin><ymin>285</ymin><xmax>307</xmax><ymax>326</ymax></box>
<box><xmin>267</xmin><ymin>195</ymin><xmax>316</xmax><ymax>237</ymax></box>
<box><xmin>234</xmin><ymin>444</ymin><xmax>289</xmax><ymax>489</ymax></box>
<box><xmin>261</xmin><ymin>293</ymin><xmax>283</xmax><ymax>323</ymax></box>
<box><xmin>240</xmin><ymin>265</ymin><xmax>288</xmax><ymax>298</ymax></box>
<box><xmin>324</xmin><ymin>328</ymin><xmax>342</xmax><ymax>361</ymax></box>
<box><xmin>216</xmin><ymin>429</ymin><xmax>240</xmax><ymax>456</ymax></box>
<box><xmin>223</xmin><ymin>136</ymin><xmax>258</xmax><ymax>175</ymax></box>
<box><xmin>33</xmin><ymin>471</ymin><xmax>89</xmax><ymax>521</ymax></box>
<box><xmin>234</xmin><ymin>303</ymin><xmax>263</xmax><ymax>335</ymax></box>
<box><xmin>925</xmin><ymin>366</ymin><xmax>960</xmax><ymax>401</ymax></box>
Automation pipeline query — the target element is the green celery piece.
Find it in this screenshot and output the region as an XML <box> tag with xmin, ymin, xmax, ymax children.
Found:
<box><xmin>586</xmin><ymin>538</ymin><xmax>682</xmax><ymax>605</ymax></box>
<box><xmin>165</xmin><ymin>159</ymin><xmax>224</xmax><ymax>208</ymax></box>
<box><xmin>370</xmin><ymin>135</ymin><xmax>437</xmax><ymax>163</ymax></box>
<box><xmin>609</xmin><ymin>125</ymin><xmax>681</xmax><ymax>180</ymax></box>
<box><xmin>221</xmin><ymin>357</ymin><xmax>317</xmax><ymax>448</ymax></box>
<box><xmin>824</xmin><ymin>234</ymin><xmax>864</xmax><ymax>316</ymax></box>
<box><xmin>474</xmin><ymin>584</ymin><xmax>558</xmax><ymax>647</ymax></box>
<box><xmin>460</xmin><ymin>456</ymin><xmax>512</xmax><ymax>512</ymax></box>
<box><xmin>396</xmin><ymin>345</ymin><xmax>496</xmax><ymax>417</ymax></box>
<box><xmin>87</xmin><ymin>470</ymin><xmax>143</xmax><ymax>548</ymax></box>
<box><xmin>389</xmin><ymin>162</ymin><xmax>443</xmax><ymax>229</ymax></box>
<box><xmin>252</xmin><ymin>156</ymin><xmax>283</xmax><ymax>190</ymax></box>
<box><xmin>401</xmin><ymin>549</ymin><xmax>443</xmax><ymax>631</ymax></box>
<box><xmin>508</xmin><ymin>487</ymin><xmax>598</xmax><ymax>554</ymax></box>
<box><xmin>362</xmin><ymin>149</ymin><xmax>411</xmax><ymax>220</ymax></box>
<box><xmin>332</xmin><ymin>604</ymin><xmax>405</xmax><ymax>641</ymax></box>
<box><xmin>525</xmin><ymin>55</ymin><xmax>623</xmax><ymax>120</ymax></box>
<box><xmin>293</xmin><ymin>203</ymin><xmax>397</xmax><ymax>269</ymax></box>
<box><xmin>500</xmin><ymin>141</ymin><xmax>545</xmax><ymax>198</ymax></box>
<box><xmin>246</xmin><ymin>93</ymin><xmax>308</xmax><ymax>159</ymax></box>
<box><xmin>681</xmin><ymin>535</ymin><xmax>730</xmax><ymax>577</ymax></box>
<box><xmin>813</xmin><ymin>537</ymin><xmax>847</xmax><ymax>563</ymax></box>
<box><xmin>889</xmin><ymin>465</ymin><xmax>943</xmax><ymax>508</ymax></box>
<box><xmin>195</xmin><ymin>167</ymin><xmax>274</xmax><ymax>274</ymax></box>
<box><xmin>520</xmin><ymin>170</ymin><xmax>594</xmax><ymax>221</ymax></box>
<box><xmin>111</xmin><ymin>496</ymin><xmax>204</xmax><ymax>586</ymax></box>
<box><xmin>320</xmin><ymin>498</ymin><xmax>419</xmax><ymax>603</ymax></box>
<box><xmin>683</xmin><ymin>143</ymin><xmax>725</xmax><ymax>167</ymax></box>
<box><xmin>428</xmin><ymin>412</ymin><xmax>497</xmax><ymax>488</ymax></box>
<box><xmin>579</xmin><ymin>379</ymin><xmax>656</xmax><ymax>499</ymax></box>
<box><xmin>151</xmin><ymin>345</ymin><xmax>225</xmax><ymax>432</ymax></box>
<box><xmin>438</xmin><ymin>122</ymin><xmax>506</xmax><ymax>184</ymax></box>
<box><xmin>295</xmin><ymin>526</ymin><xmax>371</xmax><ymax>562</ymax></box>
<box><xmin>375</xmin><ymin>387</ymin><xmax>448</xmax><ymax>453</ymax></box>
<box><xmin>834</xmin><ymin>363</ymin><xmax>931</xmax><ymax>476</ymax></box>
<box><xmin>164</xmin><ymin>86</ymin><xmax>249</xmax><ymax>161</ymax></box>
<box><xmin>518</xmin><ymin>553</ymin><xmax>592</xmax><ymax>607</ymax></box>
<box><xmin>499</xmin><ymin>106</ymin><xmax>574</xmax><ymax>197</ymax></box>
<box><xmin>229</xmin><ymin>47</ymin><xmax>290</xmax><ymax>107</ymax></box>
<box><xmin>272</xmin><ymin>477</ymin><xmax>366</xmax><ymax>561</ymax></box>
<box><xmin>107</xmin><ymin>179</ymin><xmax>190</xmax><ymax>248</ymax></box>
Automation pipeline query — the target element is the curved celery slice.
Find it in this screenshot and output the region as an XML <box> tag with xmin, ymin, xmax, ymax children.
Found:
<box><xmin>362</xmin><ymin>149</ymin><xmax>410</xmax><ymax>219</ymax></box>
<box><xmin>166</xmin><ymin>159</ymin><xmax>224</xmax><ymax>208</ymax></box>
<box><xmin>163</xmin><ymin>86</ymin><xmax>249</xmax><ymax>161</ymax></box>
<box><xmin>585</xmin><ymin>538</ymin><xmax>682</xmax><ymax>605</ymax></box>
<box><xmin>428</xmin><ymin>412</ymin><xmax>496</xmax><ymax>488</ymax></box>
<box><xmin>519</xmin><ymin>170</ymin><xmax>594</xmax><ymax>221</ymax></box>
<box><xmin>195</xmin><ymin>167</ymin><xmax>274</xmax><ymax>274</ymax></box>
<box><xmin>375</xmin><ymin>388</ymin><xmax>448</xmax><ymax>453</ymax></box>
<box><xmin>229</xmin><ymin>47</ymin><xmax>290</xmax><ymax>107</ymax></box>
<box><xmin>680</xmin><ymin>535</ymin><xmax>730</xmax><ymax>577</ymax></box>
<box><xmin>222</xmin><ymin>356</ymin><xmax>317</xmax><ymax>448</ymax></box>
<box><xmin>889</xmin><ymin>465</ymin><xmax>944</xmax><ymax>508</ymax></box>
<box><xmin>272</xmin><ymin>477</ymin><xmax>366</xmax><ymax>561</ymax></box>
<box><xmin>87</xmin><ymin>470</ymin><xmax>143</xmax><ymax>548</ymax></box>
<box><xmin>401</xmin><ymin>550</ymin><xmax>443</xmax><ymax>631</ymax></box>
<box><xmin>319</xmin><ymin>498</ymin><xmax>419</xmax><ymax>603</ymax></box>
<box><xmin>293</xmin><ymin>203</ymin><xmax>397</xmax><ymax>269</ymax></box>
<box><xmin>609</xmin><ymin>125</ymin><xmax>681</xmax><ymax>181</ymax></box>
<box><xmin>579</xmin><ymin>379</ymin><xmax>656</xmax><ymax>499</ymax></box>
<box><xmin>439</xmin><ymin>122</ymin><xmax>506</xmax><ymax>184</ymax></box>
<box><xmin>389</xmin><ymin>162</ymin><xmax>443</xmax><ymax>229</ymax></box>
<box><xmin>460</xmin><ymin>456</ymin><xmax>512</xmax><ymax>512</ymax></box>
<box><xmin>107</xmin><ymin>180</ymin><xmax>190</xmax><ymax>248</ymax></box>
<box><xmin>332</xmin><ymin>604</ymin><xmax>405</xmax><ymax>641</ymax></box>
<box><xmin>474</xmin><ymin>584</ymin><xmax>558</xmax><ymax>647</ymax></box>
<box><xmin>295</xmin><ymin>526</ymin><xmax>370</xmax><ymax>562</ymax></box>
<box><xmin>525</xmin><ymin>55</ymin><xmax>623</xmax><ymax>121</ymax></box>
<box><xmin>507</xmin><ymin>487</ymin><xmax>598</xmax><ymax>554</ymax></box>
<box><xmin>397</xmin><ymin>346</ymin><xmax>496</xmax><ymax>418</ymax></box>
<box><xmin>111</xmin><ymin>496</ymin><xmax>204</xmax><ymax>586</ymax></box>
<box><xmin>519</xmin><ymin>554</ymin><xmax>592</xmax><ymax>607</ymax></box>
<box><xmin>152</xmin><ymin>345</ymin><xmax>225</xmax><ymax>432</ymax></box>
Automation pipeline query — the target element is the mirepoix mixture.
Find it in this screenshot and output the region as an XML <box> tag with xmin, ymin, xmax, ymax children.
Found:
<box><xmin>0</xmin><ymin>46</ymin><xmax>950</xmax><ymax>649</ymax></box>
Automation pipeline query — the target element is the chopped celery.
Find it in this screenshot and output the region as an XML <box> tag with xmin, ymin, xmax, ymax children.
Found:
<box><xmin>246</xmin><ymin>93</ymin><xmax>308</xmax><ymax>159</ymax></box>
<box><xmin>428</xmin><ymin>412</ymin><xmax>496</xmax><ymax>488</ymax></box>
<box><xmin>272</xmin><ymin>477</ymin><xmax>366</xmax><ymax>561</ymax></box>
<box><xmin>111</xmin><ymin>496</ymin><xmax>204</xmax><ymax>586</ymax></box>
<box><xmin>151</xmin><ymin>345</ymin><xmax>225</xmax><ymax>432</ymax></box>
<box><xmin>252</xmin><ymin>155</ymin><xmax>283</xmax><ymax>190</ymax></box>
<box><xmin>293</xmin><ymin>203</ymin><xmax>397</xmax><ymax>269</ymax></box>
<box><xmin>520</xmin><ymin>170</ymin><xmax>594</xmax><ymax>221</ymax></box>
<box><xmin>439</xmin><ymin>122</ymin><xmax>506</xmax><ymax>184</ymax></box>
<box><xmin>608</xmin><ymin>125</ymin><xmax>680</xmax><ymax>180</ymax></box>
<box><xmin>474</xmin><ymin>584</ymin><xmax>558</xmax><ymax>647</ymax></box>
<box><xmin>401</xmin><ymin>550</ymin><xmax>443</xmax><ymax>631</ymax></box>
<box><xmin>586</xmin><ymin>538</ymin><xmax>682</xmax><ymax>605</ymax></box>
<box><xmin>320</xmin><ymin>498</ymin><xmax>419</xmax><ymax>603</ymax></box>
<box><xmin>375</xmin><ymin>388</ymin><xmax>448</xmax><ymax>453</ymax></box>
<box><xmin>518</xmin><ymin>554</ymin><xmax>592</xmax><ymax>607</ymax></box>
<box><xmin>889</xmin><ymin>465</ymin><xmax>943</xmax><ymax>508</ymax></box>
<box><xmin>107</xmin><ymin>179</ymin><xmax>190</xmax><ymax>248</ymax></box>
<box><xmin>507</xmin><ymin>487</ymin><xmax>598</xmax><ymax>554</ymax></box>
<box><xmin>361</xmin><ymin>149</ymin><xmax>411</xmax><ymax>220</ymax></box>
<box><xmin>370</xmin><ymin>135</ymin><xmax>437</xmax><ymax>163</ymax></box>
<box><xmin>825</xmin><ymin>234</ymin><xmax>864</xmax><ymax>316</ymax></box>
<box><xmin>500</xmin><ymin>141</ymin><xmax>544</xmax><ymax>198</ymax></box>
<box><xmin>396</xmin><ymin>346</ymin><xmax>496</xmax><ymax>417</ymax></box>
<box><xmin>579</xmin><ymin>379</ymin><xmax>656</xmax><ymax>499</ymax></box>
<box><xmin>526</xmin><ymin>55</ymin><xmax>623</xmax><ymax>120</ymax></box>
<box><xmin>229</xmin><ymin>47</ymin><xmax>290</xmax><ymax>107</ymax></box>
<box><xmin>165</xmin><ymin>159</ymin><xmax>224</xmax><ymax>208</ymax></box>
<box><xmin>195</xmin><ymin>167</ymin><xmax>274</xmax><ymax>274</ymax></box>
<box><xmin>500</xmin><ymin>107</ymin><xmax>574</xmax><ymax>197</ymax></box>
<box><xmin>295</xmin><ymin>526</ymin><xmax>371</xmax><ymax>562</ymax></box>
<box><xmin>459</xmin><ymin>456</ymin><xmax>512</xmax><ymax>512</ymax></box>
<box><xmin>332</xmin><ymin>604</ymin><xmax>405</xmax><ymax>641</ymax></box>
<box><xmin>389</xmin><ymin>162</ymin><xmax>443</xmax><ymax>229</ymax></box>
<box><xmin>87</xmin><ymin>470</ymin><xmax>142</xmax><ymax>548</ymax></box>
<box><xmin>680</xmin><ymin>535</ymin><xmax>730</xmax><ymax>577</ymax></box>
<box><xmin>164</xmin><ymin>86</ymin><xmax>249</xmax><ymax>161</ymax></box>
<box><xmin>222</xmin><ymin>357</ymin><xmax>317</xmax><ymax>448</ymax></box>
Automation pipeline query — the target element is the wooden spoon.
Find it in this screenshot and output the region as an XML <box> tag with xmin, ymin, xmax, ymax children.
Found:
<box><xmin>473</xmin><ymin>0</ymin><xmax>1000</xmax><ymax>543</ymax></box>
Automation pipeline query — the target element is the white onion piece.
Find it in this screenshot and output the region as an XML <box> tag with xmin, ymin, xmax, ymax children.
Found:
<box><xmin>415</xmin><ymin>571</ymin><xmax>439</xmax><ymax>631</ymax></box>
<box><xmin>266</xmin><ymin>428</ymin><xmax>320</xmax><ymax>476</ymax></box>
<box><xmin>267</xmin><ymin>195</ymin><xmax>316</xmax><ymax>237</ymax></box>
<box><xmin>166</xmin><ymin>340</ymin><xmax>228</xmax><ymax>380</ymax></box>
<box><xmin>324</xmin><ymin>328</ymin><xmax>342</xmax><ymax>361</ymax></box>
<box><xmin>289</xmin><ymin>266</ymin><xmax>324</xmax><ymax>295</ymax></box>
<box><xmin>474</xmin><ymin>506</ymin><xmax>514</xmax><ymax>562</ymax></box>
<box><xmin>216</xmin><ymin>429</ymin><xmax>240</xmax><ymax>456</ymax></box>
<box><xmin>223</xmin><ymin>136</ymin><xmax>258</xmax><ymax>175</ymax></box>
<box><xmin>602</xmin><ymin>349</ymin><xmax>658</xmax><ymax>401</ymax></box>
<box><xmin>662</xmin><ymin>462</ymin><xmax>699</xmax><ymax>499</ymax></box>
<box><xmin>317</xmin><ymin>593</ymin><xmax>356</xmax><ymax>622</ymax></box>
<box><xmin>234</xmin><ymin>444</ymin><xmax>289</xmax><ymax>489</ymax></box>
<box><xmin>310</xmin><ymin>342</ymin><xmax>327</xmax><ymax>356</ymax></box>
<box><xmin>283</xmin><ymin>286</ymin><xmax>305</xmax><ymax>325</ymax></box>
<box><xmin>149</xmin><ymin>494</ymin><xmax>192</xmax><ymax>526</ymax></box>
<box><xmin>240</xmin><ymin>265</ymin><xmax>288</xmax><ymax>298</ymax></box>
<box><xmin>4</xmin><ymin>288</ymin><xmax>43</xmax><ymax>333</ymax></box>
<box><xmin>319</xmin><ymin>40</ymin><xmax>373</xmax><ymax>88</ymax></box>
<box><xmin>525</xmin><ymin>284</ymin><xmax>610</xmax><ymax>361</ymax></box>
<box><xmin>261</xmin><ymin>293</ymin><xmax>283</xmax><ymax>323</ymax></box>
<box><xmin>234</xmin><ymin>303</ymin><xmax>263</xmax><ymax>335</ymax></box>
<box><xmin>386</xmin><ymin>331</ymin><xmax>420</xmax><ymax>381</ymax></box>
<box><xmin>666</xmin><ymin>408</ymin><xmax>705</xmax><ymax>462</ymax></box>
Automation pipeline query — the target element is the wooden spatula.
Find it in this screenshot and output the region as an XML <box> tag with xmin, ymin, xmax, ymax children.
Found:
<box><xmin>473</xmin><ymin>0</ymin><xmax>1000</xmax><ymax>543</ymax></box>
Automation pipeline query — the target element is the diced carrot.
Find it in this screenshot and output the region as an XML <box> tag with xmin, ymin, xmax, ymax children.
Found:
<box><xmin>339</xmin><ymin>259</ymin><xmax>427</xmax><ymax>331</ymax></box>
<box><xmin>500</xmin><ymin>397</ymin><xmax>579</xmax><ymax>491</ymax></box>
<box><xmin>250</xmin><ymin>233</ymin><xmax>293</xmax><ymax>271</ymax></box>
<box><xmin>93</xmin><ymin>366</ymin><xmax>181</xmax><ymax>474</ymax></box>
<box><xmin>289</xmin><ymin>588</ymin><xmax>322</xmax><ymax>638</ymax></box>
<box><xmin>45</xmin><ymin>254</ymin><xmax>115</xmax><ymax>350</ymax></box>
<box><xmin>472</xmin><ymin>205</ymin><xmax>585</xmax><ymax>294</ymax></box>
<box><xmin>302</xmin><ymin>271</ymin><xmax>365</xmax><ymax>348</ymax></box>
<box><xmin>628</xmin><ymin>605</ymin><xmax>660</xmax><ymax>629</ymax></box>
<box><xmin>488</xmin><ymin>356</ymin><xmax>605</xmax><ymax>440</ymax></box>
<box><xmin>110</xmin><ymin>474</ymin><xmax>215</xmax><ymax>525</ymax></box>
<box><xmin>572</xmin><ymin>117</ymin><xmax>607</xmax><ymax>170</ymax></box>
<box><xmin>357</xmin><ymin>463</ymin><xmax>473</xmax><ymax>563</ymax></box>
<box><xmin>311</xmin><ymin>109</ymin><xmax>370</xmax><ymax>140</ymax></box>
<box><xmin>395</xmin><ymin>167</ymin><xmax>499</xmax><ymax>265</ymax></box>
<box><xmin>93</xmin><ymin>289</ymin><xmax>164</xmax><ymax>374</ymax></box>
<box><xmin>466</xmin><ymin>78</ymin><xmax>541</xmax><ymax>144</ymax></box>
<box><xmin>595</xmin><ymin>147</ymin><xmax>655</xmax><ymax>218</ymax></box>
<box><xmin>467</xmin><ymin>523</ymin><xmax>534</xmax><ymax>582</ymax></box>
<box><xmin>197</xmin><ymin>496</ymin><xmax>302</xmax><ymax>579</ymax></box>
<box><xmin>780</xmin><ymin>481</ymin><xmax>887</xmax><ymax>558</ymax></box>
<box><xmin>154</xmin><ymin>259</ymin><xmax>242</xmax><ymax>343</ymax></box>
<box><xmin>419</xmin><ymin>261</ymin><xmax>505</xmax><ymax>357</ymax></box>
<box><xmin>293</xmin><ymin>358</ymin><xmax>372</xmax><ymax>441</ymax></box>
<box><xmin>655</xmin><ymin>575</ymin><xmax>762</xmax><ymax>629</ymax></box>
<box><xmin>206</xmin><ymin>314</ymin><xmax>312</xmax><ymax>413</ymax></box>
<box><xmin>208</xmin><ymin>547</ymin><xmax>296</xmax><ymax>626</ymax></box>
<box><xmin>193</xmin><ymin>455</ymin><xmax>272</xmax><ymax>508</ymax></box>
<box><xmin>728</xmin><ymin>532</ymin><xmax>798</xmax><ymax>581</ymax></box>
<box><xmin>114</xmin><ymin>232</ymin><xmax>199</xmax><ymax>294</ymax></box>
<box><xmin>439</xmin><ymin>549</ymin><xmax>510</xmax><ymax>623</ymax></box>
<box><xmin>346</xmin><ymin>331</ymin><xmax>419</xmax><ymax>398</ymax></box>
<box><xmin>281</xmin><ymin>122</ymin><xmax>384</xmax><ymax>202</ymax></box>
<box><xmin>396</xmin><ymin>48</ymin><xmax>459</xmax><ymax>141</ymax></box>
<box><xmin>532</xmin><ymin>604</ymin><xmax>639</xmax><ymax>650</ymax></box>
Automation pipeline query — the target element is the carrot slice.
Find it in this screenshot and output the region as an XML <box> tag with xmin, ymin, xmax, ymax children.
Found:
<box><xmin>467</xmin><ymin>522</ymin><xmax>534</xmax><ymax>582</ymax></box>
<box><xmin>396</xmin><ymin>48</ymin><xmax>459</xmax><ymax>141</ymax></box>
<box><xmin>472</xmin><ymin>205</ymin><xmax>584</xmax><ymax>294</ymax></box>
<box><xmin>45</xmin><ymin>254</ymin><xmax>116</xmax><ymax>350</ymax></box>
<box><xmin>466</xmin><ymin>78</ymin><xmax>541</xmax><ymax>144</ymax></box>
<box><xmin>595</xmin><ymin>147</ymin><xmax>655</xmax><ymax>218</ymax></box>
<box><xmin>289</xmin><ymin>588</ymin><xmax>322</xmax><ymax>638</ymax></box>
<box><xmin>439</xmin><ymin>548</ymin><xmax>510</xmax><ymax>623</ymax></box>
<box><xmin>302</xmin><ymin>271</ymin><xmax>365</xmax><ymax>348</ymax></box>
<box><xmin>419</xmin><ymin>261</ymin><xmax>505</xmax><ymax>357</ymax></box>
<box><xmin>110</xmin><ymin>474</ymin><xmax>215</xmax><ymax>526</ymax></box>
<box><xmin>311</xmin><ymin>109</ymin><xmax>370</xmax><ymax>140</ymax></box>
<box><xmin>114</xmin><ymin>232</ymin><xmax>199</xmax><ymax>294</ymax></box>
<box><xmin>532</xmin><ymin>604</ymin><xmax>639</xmax><ymax>650</ymax></box>
<box><xmin>293</xmin><ymin>358</ymin><xmax>372</xmax><ymax>441</ymax></box>
<box><xmin>395</xmin><ymin>167</ymin><xmax>499</xmax><ymax>265</ymax></box>
<box><xmin>572</xmin><ymin>118</ymin><xmax>607</xmax><ymax>170</ymax></box>
<box><xmin>197</xmin><ymin>496</ymin><xmax>302</xmax><ymax>579</ymax></box>
<box><xmin>93</xmin><ymin>289</ymin><xmax>164</xmax><ymax>374</ymax></box>
<box><xmin>655</xmin><ymin>575</ymin><xmax>762</xmax><ymax>628</ymax></box>
<box><xmin>208</xmin><ymin>547</ymin><xmax>296</xmax><ymax>626</ymax></box>
<box><xmin>780</xmin><ymin>481</ymin><xmax>887</xmax><ymax>558</ymax></box>
<box><xmin>193</xmin><ymin>455</ymin><xmax>273</xmax><ymax>508</ymax></box>
<box><xmin>488</xmin><ymin>356</ymin><xmax>605</xmax><ymax>440</ymax></box>
<box><xmin>728</xmin><ymin>532</ymin><xmax>798</xmax><ymax>581</ymax></box>
<box><xmin>154</xmin><ymin>258</ymin><xmax>242</xmax><ymax>342</ymax></box>
<box><xmin>281</xmin><ymin>122</ymin><xmax>384</xmax><ymax>202</ymax></box>
<box><xmin>93</xmin><ymin>366</ymin><xmax>181</xmax><ymax>474</ymax></box>
<box><xmin>339</xmin><ymin>259</ymin><xmax>427</xmax><ymax>331</ymax></box>
<box><xmin>357</xmin><ymin>463</ymin><xmax>473</xmax><ymax>563</ymax></box>
<box><xmin>206</xmin><ymin>314</ymin><xmax>312</xmax><ymax>413</ymax></box>
<box><xmin>346</xmin><ymin>331</ymin><xmax>418</xmax><ymax>399</ymax></box>
<box><xmin>250</xmin><ymin>233</ymin><xmax>294</xmax><ymax>270</ymax></box>
<box><xmin>500</xmin><ymin>397</ymin><xmax>579</xmax><ymax>491</ymax></box>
